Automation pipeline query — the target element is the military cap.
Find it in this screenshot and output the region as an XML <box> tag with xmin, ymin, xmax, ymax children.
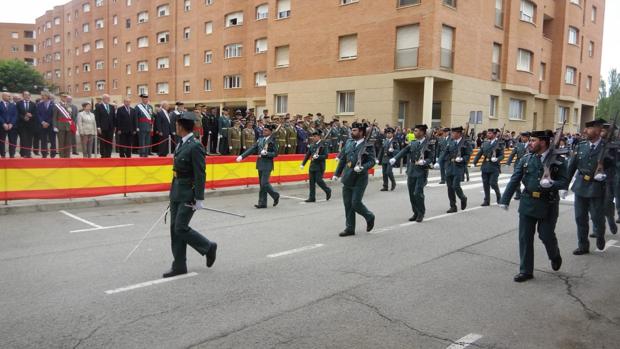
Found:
<box><xmin>306</xmin><ymin>113</ymin><xmax>314</xmax><ymax>117</ymax></box>
<box><xmin>530</xmin><ymin>130</ymin><xmax>554</xmax><ymax>139</ymax></box>
<box><xmin>351</xmin><ymin>122</ymin><xmax>368</xmax><ymax>130</ymax></box>
<box><xmin>59</xmin><ymin>92</ymin><xmax>68</xmax><ymax>97</ymax></box>
<box><xmin>385</xmin><ymin>127</ymin><xmax>395</xmax><ymax>133</ymax></box>
<box><xmin>139</xmin><ymin>94</ymin><xmax>149</xmax><ymax>98</ymax></box>
<box><xmin>585</xmin><ymin>118</ymin><xmax>606</xmax><ymax>127</ymax></box>
<box><xmin>487</xmin><ymin>128</ymin><xmax>501</xmax><ymax>133</ymax></box>
<box><xmin>520</xmin><ymin>131</ymin><xmax>531</xmax><ymax>137</ymax></box>
<box><xmin>175</xmin><ymin>101</ymin><xmax>184</xmax><ymax>106</ymax></box>
<box><xmin>264</xmin><ymin>124</ymin><xmax>277</xmax><ymax>131</ymax></box>
<box><xmin>451</xmin><ymin>126</ymin><xmax>464</xmax><ymax>132</ymax></box>
<box><xmin>414</xmin><ymin>124</ymin><xmax>428</xmax><ymax>132</ymax></box>
<box><xmin>442</xmin><ymin>127</ymin><xmax>450</xmax><ymax>132</ymax></box>
<box><xmin>235</xmin><ymin>109</ymin><xmax>242</xmax><ymax>114</ymax></box>
<box><xmin>177</xmin><ymin>111</ymin><xmax>197</xmax><ymax>121</ymax></box>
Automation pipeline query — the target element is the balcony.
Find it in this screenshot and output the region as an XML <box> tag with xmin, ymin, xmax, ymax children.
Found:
<box><xmin>395</xmin><ymin>47</ymin><xmax>418</xmax><ymax>69</ymax></box>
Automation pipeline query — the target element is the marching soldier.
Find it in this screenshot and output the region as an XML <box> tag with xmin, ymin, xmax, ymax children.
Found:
<box><xmin>227</xmin><ymin>119</ymin><xmax>242</xmax><ymax>155</ymax></box>
<box><xmin>284</xmin><ymin>116</ymin><xmax>298</xmax><ymax>154</ymax></box>
<box><xmin>435</xmin><ymin>128</ymin><xmax>451</xmax><ymax>184</ymax></box>
<box><xmin>601</xmin><ymin>124</ymin><xmax>618</xmax><ymax>235</ymax></box>
<box><xmin>377</xmin><ymin>127</ymin><xmax>400</xmax><ymax>191</ymax></box>
<box><xmin>136</xmin><ymin>94</ymin><xmax>154</xmax><ymax>158</ymax></box>
<box><xmin>332</xmin><ymin>122</ymin><xmax>376</xmax><ymax>236</ymax></box>
<box><xmin>241</xmin><ymin>119</ymin><xmax>256</xmax><ymax>151</ymax></box>
<box><xmin>300</xmin><ymin>130</ymin><xmax>332</xmax><ymax>202</ymax></box>
<box><xmin>164</xmin><ymin>111</ymin><xmax>217</xmax><ymax>278</ymax></box>
<box><xmin>473</xmin><ymin>128</ymin><xmax>505</xmax><ymax>206</ymax></box>
<box><xmin>236</xmin><ymin>124</ymin><xmax>281</xmax><ymax>208</ymax></box>
<box><xmin>506</xmin><ymin>131</ymin><xmax>531</xmax><ymax>200</ymax></box>
<box><xmin>390</xmin><ymin>124</ymin><xmax>434</xmax><ymax>222</ymax></box>
<box><xmin>568</xmin><ymin>119</ymin><xmax>611</xmax><ymax>254</ymax></box>
<box><xmin>444</xmin><ymin>126</ymin><xmax>471</xmax><ymax>213</ymax></box>
<box><xmin>499</xmin><ymin>130</ymin><xmax>567</xmax><ymax>282</ymax></box>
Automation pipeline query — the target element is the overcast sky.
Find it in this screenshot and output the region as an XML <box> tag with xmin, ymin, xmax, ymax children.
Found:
<box><xmin>1</xmin><ymin>0</ymin><xmax>618</xmax><ymax>80</ymax></box>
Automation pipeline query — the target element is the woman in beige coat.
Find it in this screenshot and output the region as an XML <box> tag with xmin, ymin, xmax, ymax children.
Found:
<box><xmin>77</xmin><ymin>102</ymin><xmax>97</xmax><ymax>158</ymax></box>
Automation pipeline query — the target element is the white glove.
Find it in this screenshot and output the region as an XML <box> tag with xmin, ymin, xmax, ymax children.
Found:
<box><xmin>560</xmin><ymin>190</ymin><xmax>568</xmax><ymax>199</ymax></box>
<box><xmin>218</xmin><ymin>134</ymin><xmax>222</xmax><ymax>139</ymax></box>
<box><xmin>354</xmin><ymin>165</ymin><xmax>363</xmax><ymax>173</ymax></box>
<box><xmin>499</xmin><ymin>204</ymin><xmax>508</xmax><ymax>211</ymax></box>
<box><xmin>389</xmin><ymin>158</ymin><xmax>396</xmax><ymax>165</ymax></box>
<box><xmin>594</xmin><ymin>173</ymin><xmax>607</xmax><ymax>182</ymax></box>
<box><xmin>312</xmin><ymin>154</ymin><xmax>319</xmax><ymax>160</ymax></box>
<box><xmin>491</xmin><ymin>157</ymin><xmax>498</xmax><ymax>162</ymax></box>
<box><xmin>417</xmin><ymin>160</ymin><xmax>425</xmax><ymax>166</ymax></box>
<box><xmin>53</xmin><ymin>127</ymin><xmax>59</xmax><ymax>133</ymax></box>
<box><xmin>299</xmin><ymin>164</ymin><xmax>304</xmax><ymax>170</ymax></box>
<box><xmin>540</xmin><ymin>178</ymin><xmax>553</xmax><ymax>188</ymax></box>
<box><xmin>334</xmin><ymin>157</ymin><xmax>339</xmax><ymax>162</ymax></box>
<box><xmin>331</xmin><ymin>175</ymin><xmax>339</xmax><ymax>181</ymax></box>
<box><xmin>194</xmin><ymin>200</ymin><xmax>205</xmax><ymax>210</ymax></box>
<box><xmin>455</xmin><ymin>157</ymin><xmax>463</xmax><ymax>163</ymax></box>
<box><xmin>235</xmin><ymin>156</ymin><xmax>242</xmax><ymax>162</ymax></box>
<box><xmin>433</xmin><ymin>163</ymin><xmax>440</xmax><ymax>169</ymax></box>
<box><xmin>260</xmin><ymin>149</ymin><xmax>268</xmax><ymax>156</ymax></box>
<box><xmin>375</xmin><ymin>159</ymin><xmax>379</xmax><ymax>164</ymax></box>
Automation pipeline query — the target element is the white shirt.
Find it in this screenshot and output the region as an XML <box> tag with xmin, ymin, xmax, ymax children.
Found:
<box><xmin>454</xmin><ymin>137</ymin><xmax>462</xmax><ymax>144</ymax></box>
<box><xmin>355</xmin><ymin>139</ymin><xmax>364</xmax><ymax>146</ymax></box>
<box><xmin>181</xmin><ymin>133</ymin><xmax>193</xmax><ymax>145</ymax></box>
<box><xmin>589</xmin><ymin>138</ymin><xmax>601</xmax><ymax>149</ymax></box>
<box><xmin>162</xmin><ymin>109</ymin><xmax>170</xmax><ymax>123</ymax></box>
<box><xmin>539</xmin><ymin>149</ymin><xmax>550</xmax><ymax>163</ymax></box>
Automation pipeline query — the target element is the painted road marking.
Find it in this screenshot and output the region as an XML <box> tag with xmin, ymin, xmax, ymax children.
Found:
<box><xmin>61</xmin><ymin>210</ymin><xmax>134</xmax><ymax>233</ymax></box>
<box><xmin>446</xmin><ymin>333</ymin><xmax>483</xmax><ymax>349</ymax></box>
<box><xmin>279</xmin><ymin>195</ymin><xmax>306</xmax><ymax>201</ymax></box>
<box><xmin>267</xmin><ymin>244</ymin><xmax>325</xmax><ymax>258</ymax></box>
<box><xmin>597</xmin><ymin>239</ymin><xmax>619</xmax><ymax>252</ymax></box>
<box><xmin>105</xmin><ymin>272</ymin><xmax>198</xmax><ymax>295</ymax></box>
<box><xmin>70</xmin><ymin>224</ymin><xmax>134</xmax><ymax>233</ymax></box>
<box><xmin>60</xmin><ymin>210</ymin><xmax>102</xmax><ymax>229</ymax></box>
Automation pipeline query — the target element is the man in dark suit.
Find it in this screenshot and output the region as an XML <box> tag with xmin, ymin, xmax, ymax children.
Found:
<box><xmin>115</xmin><ymin>97</ymin><xmax>136</xmax><ymax>158</ymax></box>
<box><xmin>36</xmin><ymin>91</ymin><xmax>56</xmax><ymax>158</ymax></box>
<box><xmin>0</xmin><ymin>92</ymin><xmax>18</xmax><ymax>158</ymax></box>
<box><xmin>95</xmin><ymin>94</ymin><xmax>116</xmax><ymax>158</ymax></box>
<box><xmin>155</xmin><ymin>101</ymin><xmax>172</xmax><ymax>157</ymax></box>
<box><xmin>16</xmin><ymin>91</ymin><xmax>38</xmax><ymax>158</ymax></box>
<box><xmin>66</xmin><ymin>96</ymin><xmax>79</xmax><ymax>155</ymax></box>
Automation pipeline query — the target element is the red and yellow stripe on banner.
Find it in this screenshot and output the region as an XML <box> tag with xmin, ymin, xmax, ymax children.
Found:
<box><xmin>0</xmin><ymin>155</ymin><xmax>343</xmax><ymax>201</ymax></box>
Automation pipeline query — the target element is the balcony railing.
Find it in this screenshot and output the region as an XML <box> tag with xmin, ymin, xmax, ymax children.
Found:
<box><xmin>395</xmin><ymin>47</ymin><xmax>418</xmax><ymax>69</ymax></box>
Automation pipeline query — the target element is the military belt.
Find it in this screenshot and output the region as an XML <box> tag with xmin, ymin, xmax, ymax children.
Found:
<box><xmin>173</xmin><ymin>170</ymin><xmax>192</xmax><ymax>178</ymax></box>
<box><xmin>578</xmin><ymin>171</ymin><xmax>593</xmax><ymax>182</ymax></box>
<box><xmin>523</xmin><ymin>189</ymin><xmax>555</xmax><ymax>201</ymax></box>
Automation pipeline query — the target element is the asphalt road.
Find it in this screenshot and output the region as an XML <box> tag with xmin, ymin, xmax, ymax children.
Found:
<box><xmin>1</xmin><ymin>168</ymin><xmax>619</xmax><ymax>349</ymax></box>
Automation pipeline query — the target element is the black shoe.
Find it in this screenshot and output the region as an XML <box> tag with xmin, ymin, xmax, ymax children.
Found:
<box><xmin>461</xmin><ymin>197</ymin><xmax>467</xmax><ymax>210</ymax></box>
<box><xmin>273</xmin><ymin>194</ymin><xmax>280</xmax><ymax>207</ymax></box>
<box><xmin>439</xmin><ymin>181</ymin><xmax>446</xmax><ymax>184</ymax></box>
<box><xmin>513</xmin><ymin>273</ymin><xmax>533</xmax><ymax>282</ymax></box>
<box><xmin>326</xmin><ymin>190</ymin><xmax>332</xmax><ymax>201</ymax></box>
<box><xmin>573</xmin><ymin>248</ymin><xmax>589</xmax><ymax>255</ymax></box>
<box><xmin>254</xmin><ymin>204</ymin><xmax>267</xmax><ymax>209</ymax></box>
<box><xmin>366</xmin><ymin>217</ymin><xmax>375</xmax><ymax>232</ymax></box>
<box><xmin>391</xmin><ymin>182</ymin><xmax>396</xmax><ymax>191</ymax></box>
<box><xmin>551</xmin><ymin>256</ymin><xmax>562</xmax><ymax>271</ymax></box>
<box><xmin>496</xmin><ymin>195</ymin><xmax>501</xmax><ymax>204</ymax></box>
<box><xmin>447</xmin><ymin>207</ymin><xmax>457</xmax><ymax>213</ymax></box>
<box><xmin>415</xmin><ymin>214</ymin><xmax>424</xmax><ymax>223</ymax></box>
<box><xmin>466</xmin><ymin>177</ymin><xmax>470</xmax><ymax>182</ymax></box>
<box><xmin>206</xmin><ymin>243</ymin><xmax>217</xmax><ymax>268</ymax></box>
<box><xmin>163</xmin><ymin>269</ymin><xmax>187</xmax><ymax>278</ymax></box>
<box><xmin>339</xmin><ymin>231</ymin><xmax>355</xmax><ymax>237</ymax></box>
<box><xmin>409</xmin><ymin>213</ymin><xmax>418</xmax><ymax>222</ymax></box>
<box><xmin>616</xmin><ymin>218</ymin><xmax>620</xmax><ymax>224</ymax></box>
<box><xmin>589</xmin><ymin>233</ymin><xmax>596</xmax><ymax>238</ymax></box>
<box><xmin>596</xmin><ymin>237</ymin><xmax>606</xmax><ymax>251</ymax></box>
<box><xmin>610</xmin><ymin>223</ymin><xmax>618</xmax><ymax>235</ymax></box>
<box><xmin>304</xmin><ymin>199</ymin><xmax>316</xmax><ymax>203</ymax></box>
<box><xmin>514</xmin><ymin>195</ymin><xmax>521</xmax><ymax>200</ymax></box>
<box><xmin>380</xmin><ymin>187</ymin><xmax>388</xmax><ymax>192</ymax></box>
<box><xmin>481</xmin><ymin>201</ymin><xmax>490</xmax><ymax>207</ymax></box>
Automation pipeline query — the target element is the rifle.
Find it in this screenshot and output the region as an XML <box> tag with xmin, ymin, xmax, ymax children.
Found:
<box><xmin>313</xmin><ymin>128</ymin><xmax>331</xmax><ymax>157</ymax></box>
<box><xmin>355</xmin><ymin>120</ymin><xmax>376</xmax><ymax>168</ymax></box>
<box><xmin>595</xmin><ymin>112</ymin><xmax>620</xmax><ymax>176</ymax></box>
<box><xmin>419</xmin><ymin>132</ymin><xmax>437</xmax><ymax>166</ymax></box>
<box><xmin>542</xmin><ymin>119</ymin><xmax>568</xmax><ymax>181</ymax></box>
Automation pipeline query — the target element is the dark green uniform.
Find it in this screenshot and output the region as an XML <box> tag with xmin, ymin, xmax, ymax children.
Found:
<box><xmin>302</xmin><ymin>140</ymin><xmax>331</xmax><ymax>201</ymax></box>
<box><xmin>334</xmin><ymin>139</ymin><xmax>376</xmax><ymax>234</ymax></box>
<box><xmin>285</xmin><ymin>124</ymin><xmax>297</xmax><ymax>154</ymax></box>
<box><xmin>436</xmin><ymin>136</ymin><xmax>450</xmax><ymax>183</ymax></box>
<box><xmin>473</xmin><ymin>139</ymin><xmax>505</xmax><ymax>204</ymax></box>
<box><xmin>328</xmin><ymin>126</ymin><xmax>340</xmax><ymax>153</ymax></box>
<box><xmin>392</xmin><ymin>138</ymin><xmax>434</xmax><ymax>220</ymax></box>
<box><xmin>169</xmin><ymin>135</ymin><xmax>215</xmax><ymax>272</ymax></box>
<box><xmin>377</xmin><ymin>137</ymin><xmax>400</xmax><ymax>190</ymax></box>
<box><xmin>506</xmin><ymin>142</ymin><xmax>529</xmax><ymax>199</ymax></box>
<box><xmin>567</xmin><ymin>140</ymin><xmax>610</xmax><ymax>252</ymax></box>
<box><xmin>500</xmin><ymin>152</ymin><xmax>568</xmax><ymax>277</ymax></box>
<box><xmin>240</xmin><ymin>136</ymin><xmax>280</xmax><ymax>207</ymax></box>
<box><xmin>444</xmin><ymin>137</ymin><xmax>472</xmax><ymax>211</ymax></box>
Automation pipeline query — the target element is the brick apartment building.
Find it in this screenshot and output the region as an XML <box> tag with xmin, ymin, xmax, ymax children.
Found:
<box><xmin>0</xmin><ymin>22</ymin><xmax>36</xmax><ymax>66</ymax></box>
<box><xmin>33</xmin><ymin>0</ymin><xmax>604</xmax><ymax>133</ymax></box>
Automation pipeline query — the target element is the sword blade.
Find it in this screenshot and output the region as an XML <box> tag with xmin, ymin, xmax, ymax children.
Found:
<box><xmin>124</xmin><ymin>206</ymin><xmax>170</xmax><ymax>262</ymax></box>
<box><xmin>201</xmin><ymin>207</ymin><xmax>246</xmax><ymax>218</ymax></box>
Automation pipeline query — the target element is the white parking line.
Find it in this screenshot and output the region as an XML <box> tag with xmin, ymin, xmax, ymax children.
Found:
<box><xmin>464</xmin><ymin>178</ymin><xmax>511</xmax><ymax>191</ymax></box>
<box><xmin>60</xmin><ymin>210</ymin><xmax>102</xmax><ymax>229</ymax></box>
<box><xmin>267</xmin><ymin>244</ymin><xmax>325</xmax><ymax>258</ymax></box>
<box><xmin>105</xmin><ymin>272</ymin><xmax>198</xmax><ymax>295</ymax></box>
<box><xmin>70</xmin><ymin>224</ymin><xmax>135</xmax><ymax>233</ymax></box>
<box><xmin>446</xmin><ymin>333</ymin><xmax>483</xmax><ymax>349</ymax></box>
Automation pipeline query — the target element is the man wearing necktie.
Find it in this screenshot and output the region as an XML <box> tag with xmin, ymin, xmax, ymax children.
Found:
<box><xmin>94</xmin><ymin>94</ymin><xmax>116</xmax><ymax>158</ymax></box>
<box><xmin>155</xmin><ymin>101</ymin><xmax>172</xmax><ymax>157</ymax></box>
<box><xmin>51</xmin><ymin>93</ymin><xmax>74</xmax><ymax>158</ymax></box>
<box><xmin>0</xmin><ymin>92</ymin><xmax>18</xmax><ymax>158</ymax></box>
<box><xmin>114</xmin><ymin>97</ymin><xmax>136</xmax><ymax>158</ymax></box>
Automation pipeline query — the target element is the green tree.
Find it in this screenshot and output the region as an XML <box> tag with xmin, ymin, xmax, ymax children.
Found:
<box><xmin>597</xmin><ymin>68</ymin><xmax>620</xmax><ymax>120</ymax></box>
<box><xmin>0</xmin><ymin>59</ymin><xmax>48</xmax><ymax>93</ymax></box>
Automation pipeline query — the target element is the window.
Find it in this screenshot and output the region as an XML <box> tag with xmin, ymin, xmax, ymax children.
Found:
<box><xmin>96</xmin><ymin>80</ymin><xmax>105</xmax><ymax>91</ymax></box>
<box><xmin>520</xmin><ymin>0</ymin><xmax>535</xmax><ymax>23</ymax></box>
<box><xmin>127</xmin><ymin>0</ymin><xmax>132</xmax><ymax>5</ymax></box>
<box><xmin>157</xmin><ymin>31</ymin><xmax>170</xmax><ymax>43</ymax></box>
<box><xmin>275</xmin><ymin>45</ymin><xmax>289</xmax><ymax>67</ymax></box>
<box><xmin>137</xmin><ymin>11</ymin><xmax>149</xmax><ymax>23</ymax></box>
<box><xmin>157</xmin><ymin>57</ymin><xmax>170</xmax><ymax>69</ymax></box>
<box><xmin>255</xmin><ymin>71</ymin><xmax>267</xmax><ymax>86</ymax></box>
<box><xmin>586</xmin><ymin>75</ymin><xmax>592</xmax><ymax>91</ymax></box>
<box><xmin>96</xmin><ymin>0</ymin><xmax>104</xmax><ymax>6</ymax></box>
<box><xmin>277</xmin><ymin>0</ymin><xmax>291</xmax><ymax>19</ymax></box>
<box><xmin>592</xmin><ymin>6</ymin><xmax>597</xmax><ymax>23</ymax></box>
<box><xmin>588</xmin><ymin>41</ymin><xmax>594</xmax><ymax>57</ymax></box>
<box><xmin>256</xmin><ymin>3</ymin><xmax>268</xmax><ymax>20</ymax></box>
<box><xmin>95</xmin><ymin>19</ymin><xmax>104</xmax><ymax>29</ymax></box>
<box><xmin>54</xmin><ymin>35</ymin><xmax>61</xmax><ymax>43</ymax></box>
<box><xmin>183</xmin><ymin>81</ymin><xmax>191</xmax><ymax>93</ymax></box>
<box><xmin>54</xmin><ymin>17</ymin><xmax>60</xmax><ymax>26</ymax></box>
<box><xmin>126</xmin><ymin>19</ymin><xmax>131</xmax><ymax>28</ymax></box>
<box><xmin>55</xmin><ymin>70</ymin><xmax>61</xmax><ymax>78</ymax></box>
<box><xmin>184</xmin><ymin>27</ymin><xmax>191</xmax><ymax>39</ymax></box>
<box><xmin>565</xmin><ymin>66</ymin><xmax>576</xmax><ymax>84</ymax></box>
<box><xmin>275</xmin><ymin>95</ymin><xmax>288</xmax><ymax>114</ymax></box>
<box><xmin>83</xmin><ymin>83</ymin><xmax>91</xmax><ymax>92</ymax></box>
<box><xmin>492</xmin><ymin>43</ymin><xmax>501</xmax><ymax>80</ymax></box>
<box><xmin>83</xmin><ymin>63</ymin><xmax>91</xmax><ymax>72</ymax></box>
<box><xmin>204</xmin><ymin>50</ymin><xmax>213</xmax><ymax>63</ymax></box>
<box><xmin>54</xmin><ymin>52</ymin><xmax>61</xmax><ymax>60</ymax></box>
<box><xmin>10</xmin><ymin>32</ymin><xmax>18</xmax><ymax>39</ymax></box>
<box><xmin>157</xmin><ymin>4</ymin><xmax>170</xmax><ymax>17</ymax></box>
<box><xmin>126</xmin><ymin>86</ymin><xmax>132</xmax><ymax>96</ymax></box>
<box><xmin>396</xmin><ymin>24</ymin><xmax>419</xmax><ymax>68</ymax></box>
<box><xmin>126</xmin><ymin>42</ymin><xmax>132</xmax><ymax>52</ymax></box>
<box><xmin>558</xmin><ymin>106</ymin><xmax>569</xmax><ymax>124</ymax></box>
<box><xmin>204</xmin><ymin>21</ymin><xmax>213</xmax><ymax>34</ymax></box>
<box><xmin>440</xmin><ymin>25</ymin><xmax>454</xmax><ymax>69</ymax></box>
<box><xmin>204</xmin><ymin>79</ymin><xmax>212</xmax><ymax>91</ymax></box>
<box><xmin>205</xmin><ymin>0</ymin><xmax>213</xmax><ymax>5</ymax></box>
<box><xmin>113</xmin><ymin>37</ymin><xmax>118</xmax><ymax>46</ymax></box>
<box><xmin>126</xmin><ymin>64</ymin><xmax>131</xmax><ymax>74</ymax></box>
<box><xmin>184</xmin><ymin>0</ymin><xmax>191</xmax><ymax>11</ymax></box>
<box><xmin>341</xmin><ymin>0</ymin><xmax>359</xmax><ymax>4</ymax></box>
<box><xmin>443</xmin><ymin>0</ymin><xmax>456</xmax><ymax>7</ymax></box>
<box><xmin>83</xmin><ymin>3</ymin><xmax>91</xmax><ymax>12</ymax></box>
<box><xmin>539</xmin><ymin>62</ymin><xmax>546</xmax><ymax>81</ymax></box>
<box><xmin>398</xmin><ymin>0</ymin><xmax>420</xmax><ymax>6</ymax></box>
<box><xmin>137</xmin><ymin>60</ymin><xmax>148</xmax><ymax>72</ymax></box>
<box><xmin>226</xmin><ymin>12</ymin><xmax>243</xmax><ymax>27</ymax></box>
<box><xmin>112</xmin><ymin>58</ymin><xmax>118</xmax><ymax>68</ymax></box>
<box><xmin>509</xmin><ymin>99</ymin><xmax>525</xmax><ymax>120</ymax></box>
<box><xmin>137</xmin><ymin>84</ymin><xmax>148</xmax><ymax>96</ymax></box>
<box><xmin>495</xmin><ymin>0</ymin><xmax>504</xmax><ymax>27</ymax></box>
<box><xmin>83</xmin><ymin>23</ymin><xmax>90</xmax><ymax>33</ymax></box>
<box><xmin>255</xmin><ymin>38</ymin><xmax>268</xmax><ymax>53</ymax></box>
<box><xmin>568</xmin><ymin>26</ymin><xmax>579</xmax><ymax>45</ymax></box>
<box><xmin>339</xmin><ymin>34</ymin><xmax>357</xmax><ymax>60</ymax></box>
<box><xmin>183</xmin><ymin>54</ymin><xmax>190</xmax><ymax>66</ymax></box>
<box><xmin>113</xmin><ymin>15</ymin><xmax>118</xmax><ymax>25</ymax></box>
<box><xmin>224</xmin><ymin>75</ymin><xmax>241</xmax><ymax>89</ymax></box>
<box><xmin>337</xmin><ymin>91</ymin><xmax>355</xmax><ymax>114</ymax></box>
<box><xmin>569</xmin><ymin>0</ymin><xmax>580</xmax><ymax>5</ymax></box>
<box><xmin>490</xmin><ymin>95</ymin><xmax>499</xmax><ymax>118</ymax></box>
<box><xmin>112</xmin><ymin>80</ymin><xmax>118</xmax><ymax>90</ymax></box>
<box><xmin>95</xmin><ymin>39</ymin><xmax>104</xmax><ymax>49</ymax></box>
<box><xmin>82</xmin><ymin>43</ymin><xmax>91</xmax><ymax>53</ymax></box>
<box><xmin>224</xmin><ymin>43</ymin><xmax>243</xmax><ymax>58</ymax></box>
<box><xmin>157</xmin><ymin>82</ymin><xmax>169</xmax><ymax>94</ymax></box>
<box><xmin>137</xmin><ymin>36</ymin><xmax>149</xmax><ymax>48</ymax></box>
<box><xmin>516</xmin><ymin>49</ymin><xmax>532</xmax><ymax>72</ymax></box>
